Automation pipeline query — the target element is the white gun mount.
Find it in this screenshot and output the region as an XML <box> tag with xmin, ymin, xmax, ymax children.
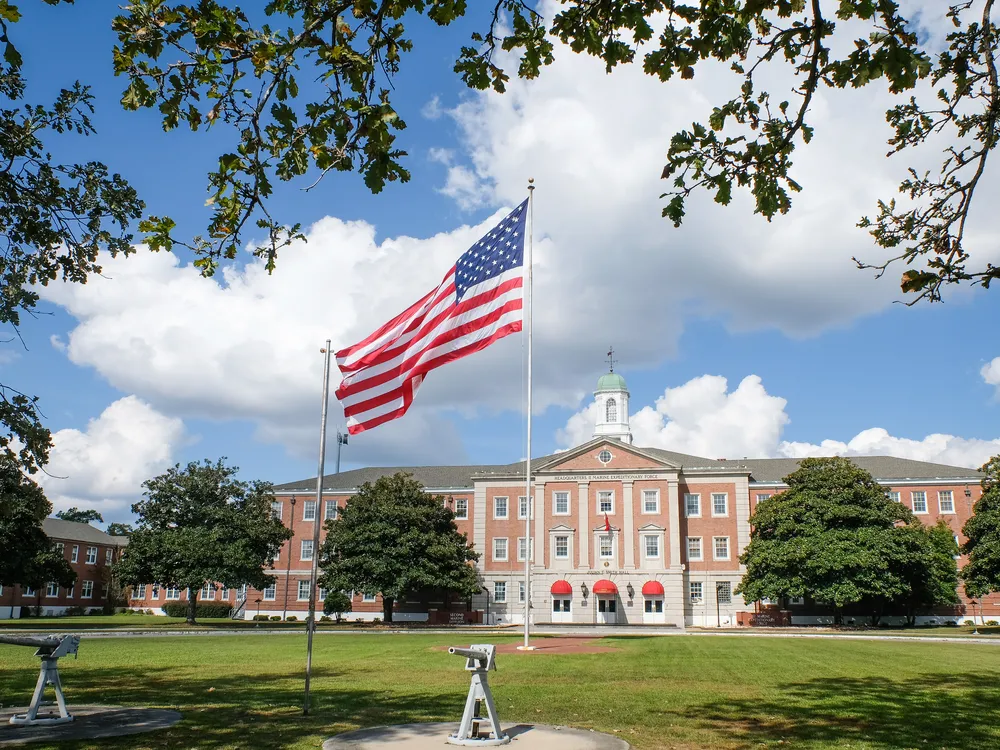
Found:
<box><xmin>0</xmin><ymin>634</ymin><xmax>80</xmax><ymax>726</ymax></box>
<box><xmin>446</xmin><ymin>644</ymin><xmax>509</xmax><ymax>746</ymax></box>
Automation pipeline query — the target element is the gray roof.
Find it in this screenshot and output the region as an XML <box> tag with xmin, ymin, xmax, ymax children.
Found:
<box><xmin>43</xmin><ymin>518</ymin><xmax>127</xmax><ymax>546</ymax></box>
<box><xmin>274</xmin><ymin>446</ymin><xmax>983</xmax><ymax>493</ymax></box>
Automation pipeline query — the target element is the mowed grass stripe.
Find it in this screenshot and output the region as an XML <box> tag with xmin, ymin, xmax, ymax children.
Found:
<box><xmin>1</xmin><ymin>634</ymin><xmax>998</xmax><ymax>749</ymax></box>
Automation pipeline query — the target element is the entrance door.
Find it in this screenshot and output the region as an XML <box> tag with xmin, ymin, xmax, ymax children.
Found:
<box><xmin>597</xmin><ymin>596</ymin><xmax>617</xmax><ymax>624</ymax></box>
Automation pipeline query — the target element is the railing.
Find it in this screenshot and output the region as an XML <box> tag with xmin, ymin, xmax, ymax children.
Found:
<box><xmin>230</xmin><ymin>596</ymin><xmax>247</xmax><ymax>620</ymax></box>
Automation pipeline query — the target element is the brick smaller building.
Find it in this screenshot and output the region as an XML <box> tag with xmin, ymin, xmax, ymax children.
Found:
<box><xmin>0</xmin><ymin>519</ymin><xmax>127</xmax><ymax>619</ymax></box>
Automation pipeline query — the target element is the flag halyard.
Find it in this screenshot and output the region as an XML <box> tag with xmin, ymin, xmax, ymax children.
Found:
<box><xmin>335</xmin><ymin>200</ymin><xmax>529</xmax><ymax>434</ymax></box>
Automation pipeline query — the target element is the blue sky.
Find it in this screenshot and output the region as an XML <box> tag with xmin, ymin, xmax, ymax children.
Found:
<box><xmin>8</xmin><ymin>1</ymin><xmax>1000</xmax><ymax>522</ymax></box>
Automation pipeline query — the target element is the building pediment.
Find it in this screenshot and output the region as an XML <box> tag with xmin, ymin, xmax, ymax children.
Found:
<box><xmin>637</xmin><ymin>522</ymin><xmax>666</xmax><ymax>532</ymax></box>
<box><xmin>537</xmin><ymin>438</ymin><xmax>678</xmax><ymax>475</ymax></box>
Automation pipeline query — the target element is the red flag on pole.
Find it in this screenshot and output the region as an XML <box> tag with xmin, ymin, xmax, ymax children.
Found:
<box><xmin>604</xmin><ymin>513</ymin><xmax>611</xmax><ymax>532</ymax></box>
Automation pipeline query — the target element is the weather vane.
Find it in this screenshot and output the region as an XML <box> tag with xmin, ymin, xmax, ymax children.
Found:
<box><xmin>606</xmin><ymin>346</ymin><xmax>617</xmax><ymax>373</ymax></box>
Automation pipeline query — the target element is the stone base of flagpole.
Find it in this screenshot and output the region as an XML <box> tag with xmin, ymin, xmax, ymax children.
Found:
<box><xmin>514</xmin><ymin>645</ymin><xmax>536</xmax><ymax>651</ymax></box>
<box><xmin>322</xmin><ymin>723</ymin><xmax>629</xmax><ymax>750</ymax></box>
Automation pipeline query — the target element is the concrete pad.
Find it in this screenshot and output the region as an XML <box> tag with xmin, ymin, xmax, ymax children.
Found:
<box><xmin>0</xmin><ymin>705</ymin><xmax>181</xmax><ymax>746</ymax></box>
<box><xmin>322</xmin><ymin>723</ymin><xmax>630</xmax><ymax>749</ymax></box>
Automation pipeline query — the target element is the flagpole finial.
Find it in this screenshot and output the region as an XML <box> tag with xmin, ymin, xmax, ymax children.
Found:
<box><xmin>607</xmin><ymin>346</ymin><xmax>617</xmax><ymax>373</ymax></box>
<box><xmin>527</xmin><ymin>177</ymin><xmax>534</xmax><ymax>191</ymax></box>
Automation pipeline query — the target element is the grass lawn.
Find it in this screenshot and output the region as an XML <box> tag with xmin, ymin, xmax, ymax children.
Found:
<box><xmin>2</xmin><ymin>634</ymin><xmax>999</xmax><ymax>750</ymax></box>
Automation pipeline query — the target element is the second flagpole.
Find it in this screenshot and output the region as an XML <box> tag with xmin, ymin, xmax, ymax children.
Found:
<box><xmin>521</xmin><ymin>178</ymin><xmax>535</xmax><ymax>651</ymax></box>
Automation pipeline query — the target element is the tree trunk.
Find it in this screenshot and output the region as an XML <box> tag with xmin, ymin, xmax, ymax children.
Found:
<box><xmin>833</xmin><ymin>608</ymin><xmax>843</xmax><ymax>626</ymax></box>
<box><xmin>187</xmin><ymin>587</ymin><xmax>199</xmax><ymax>625</ymax></box>
<box><xmin>382</xmin><ymin>596</ymin><xmax>394</xmax><ymax>624</ymax></box>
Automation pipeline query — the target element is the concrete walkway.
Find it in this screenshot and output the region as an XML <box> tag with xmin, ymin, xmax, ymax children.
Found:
<box><xmin>0</xmin><ymin>705</ymin><xmax>181</xmax><ymax>746</ymax></box>
<box><xmin>322</xmin><ymin>723</ymin><xmax>629</xmax><ymax>750</ymax></box>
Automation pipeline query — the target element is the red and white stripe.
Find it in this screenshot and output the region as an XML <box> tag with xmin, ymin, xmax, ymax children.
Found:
<box><xmin>335</xmin><ymin>265</ymin><xmax>523</xmax><ymax>434</ymax></box>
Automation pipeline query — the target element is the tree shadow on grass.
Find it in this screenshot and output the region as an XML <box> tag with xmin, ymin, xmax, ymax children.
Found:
<box><xmin>689</xmin><ymin>672</ymin><xmax>1000</xmax><ymax>750</ymax></box>
<box><xmin>0</xmin><ymin>664</ymin><xmax>464</xmax><ymax>749</ymax></box>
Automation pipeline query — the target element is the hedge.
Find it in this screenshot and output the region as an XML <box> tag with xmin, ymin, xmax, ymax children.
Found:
<box><xmin>161</xmin><ymin>603</ymin><xmax>233</xmax><ymax>618</ymax></box>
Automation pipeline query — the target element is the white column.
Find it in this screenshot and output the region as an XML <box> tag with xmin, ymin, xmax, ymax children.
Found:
<box><xmin>623</xmin><ymin>480</ymin><xmax>635</xmax><ymax>569</ymax></box>
<box><xmin>533</xmin><ymin>481</ymin><xmax>545</xmax><ymax>569</ymax></box>
<box><xmin>735</xmin><ymin>474</ymin><xmax>751</xmax><ymax>571</ymax></box>
<box><xmin>668</xmin><ymin>476</ymin><xmax>681</xmax><ymax>568</ymax></box>
<box><xmin>578</xmin><ymin>481</ymin><xmax>590</xmax><ymax>569</ymax></box>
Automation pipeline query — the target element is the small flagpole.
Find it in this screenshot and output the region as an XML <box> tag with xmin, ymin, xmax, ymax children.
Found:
<box><xmin>522</xmin><ymin>178</ymin><xmax>535</xmax><ymax>650</ymax></box>
<box><xmin>304</xmin><ymin>340</ymin><xmax>332</xmax><ymax>715</ymax></box>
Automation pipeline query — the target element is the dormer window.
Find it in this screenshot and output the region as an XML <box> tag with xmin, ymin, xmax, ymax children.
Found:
<box><xmin>606</xmin><ymin>397</ymin><xmax>617</xmax><ymax>422</ymax></box>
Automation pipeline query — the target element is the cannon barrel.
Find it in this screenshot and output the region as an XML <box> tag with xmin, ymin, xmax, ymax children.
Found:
<box><xmin>0</xmin><ymin>635</ymin><xmax>64</xmax><ymax>649</ymax></box>
<box><xmin>448</xmin><ymin>646</ymin><xmax>488</xmax><ymax>660</ymax></box>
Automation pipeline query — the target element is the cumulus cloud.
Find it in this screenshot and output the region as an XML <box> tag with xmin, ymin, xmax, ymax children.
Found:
<box><xmin>557</xmin><ymin>373</ymin><xmax>1000</xmax><ymax>469</ymax></box>
<box><xmin>982</xmin><ymin>357</ymin><xmax>1000</xmax><ymax>391</ymax></box>
<box><xmin>38</xmin><ymin>396</ymin><xmax>187</xmax><ymax>521</ymax></box>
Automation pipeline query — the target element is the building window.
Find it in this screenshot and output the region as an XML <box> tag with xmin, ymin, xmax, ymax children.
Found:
<box><xmin>644</xmin><ymin>599</ymin><xmax>663</xmax><ymax>613</ymax></box>
<box><xmin>85</xmin><ymin>546</ymin><xmax>97</xmax><ymax>564</ymax></box>
<box><xmin>362</xmin><ymin>592</ymin><xmax>377</xmax><ymax>602</ymax></box>
<box><xmin>912</xmin><ymin>491</ymin><xmax>928</xmax><ymax>514</ymax></box>
<box><xmin>687</xmin><ymin>536</ymin><xmax>703</xmax><ymax>561</ymax></box>
<box><xmin>939</xmin><ymin>491</ymin><xmax>955</xmax><ymax>513</ymax></box>
<box><xmin>644</xmin><ymin>535</ymin><xmax>660</xmax><ymax>559</ymax></box>
<box><xmin>238</xmin><ymin>584</ymin><xmax>248</xmax><ymax>600</ymax></box>
<box><xmin>493</xmin><ymin>537</ymin><xmax>508</xmax><ymax>561</ymax></box>
<box><xmin>606</xmin><ymin>398</ymin><xmax>617</xmax><ymax>422</ymax></box>
<box><xmin>553</xmin><ymin>599</ymin><xmax>572</xmax><ymax>612</ymax></box>
<box><xmin>166</xmin><ymin>587</ymin><xmax>180</xmax><ymax>600</ymax></box>
<box><xmin>756</xmin><ymin>493</ymin><xmax>772</xmax><ymax>504</ymax></box>
<box><xmin>324</xmin><ymin>500</ymin><xmax>339</xmax><ymax>521</ymax></box>
<box><xmin>643</xmin><ymin>490</ymin><xmax>660</xmax><ymax>514</ymax></box>
<box><xmin>554</xmin><ymin>535</ymin><xmax>569</xmax><ymax>559</ymax></box>
<box><xmin>150</xmin><ymin>585</ymin><xmax>160</xmax><ymax>600</ymax></box>
<box><xmin>711</xmin><ymin>493</ymin><xmax>728</xmax><ymax>517</ymax></box>
<box><xmin>263</xmin><ymin>584</ymin><xmax>276</xmax><ymax>601</ymax></box>
<box><xmin>599</xmin><ymin>534</ymin><xmax>614</xmax><ymax>559</ymax></box>
<box><xmin>81</xmin><ymin>581</ymin><xmax>94</xmax><ymax>599</ymax></box>
<box><xmin>597</xmin><ymin>449</ymin><xmax>613</xmax><ymax>464</ymax></box>
<box><xmin>132</xmin><ymin>584</ymin><xmax>146</xmax><ymax>599</ymax></box>
<box><xmin>689</xmin><ymin>582</ymin><xmax>703</xmax><ymax>602</ymax></box>
<box><xmin>494</xmin><ymin>496</ymin><xmax>508</xmax><ymax>519</ymax></box>
<box><xmin>105</xmin><ymin>548</ymin><xmax>113</xmax><ymax>564</ymax></box>
<box><xmin>301</xmin><ymin>540</ymin><xmax>315</xmax><ymax>561</ymax></box>
<box><xmin>55</xmin><ymin>542</ymin><xmax>64</xmax><ymax>556</ymax></box>
<box><xmin>454</xmin><ymin>498</ymin><xmax>468</xmax><ymax>519</ymax></box>
<box><xmin>517</xmin><ymin>537</ymin><xmax>534</xmax><ymax>562</ymax></box>
<box><xmin>201</xmin><ymin>584</ymin><xmax>215</xmax><ymax>600</ymax></box>
<box><xmin>717</xmin><ymin>581</ymin><xmax>733</xmax><ymax>605</ymax></box>
<box><xmin>554</xmin><ymin>492</ymin><xmax>570</xmax><ymax>515</ymax></box>
<box><xmin>45</xmin><ymin>582</ymin><xmax>59</xmax><ymax>598</ymax></box>
<box><xmin>271</xmin><ymin>500</ymin><xmax>283</xmax><ymax>519</ymax></box>
<box><xmin>297</xmin><ymin>580</ymin><xmax>311</xmax><ymax>601</ymax></box>
<box><xmin>494</xmin><ymin>581</ymin><xmax>507</xmax><ymax>603</ymax></box>
<box><xmin>684</xmin><ymin>494</ymin><xmax>701</xmax><ymax>517</ymax></box>
<box><xmin>888</xmin><ymin>491</ymin><xmax>900</xmax><ymax>503</ymax></box>
<box><xmin>71</xmin><ymin>545</ymin><xmax>79</xmax><ymax>563</ymax></box>
<box><xmin>713</xmin><ymin>537</ymin><xmax>730</xmax><ymax>561</ymax></box>
<box><xmin>101</xmin><ymin>583</ymin><xmax>109</xmax><ymax>599</ymax></box>
<box><xmin>518</xmin><ymin>496</ymin><xmax>531</xmax><ymax>519</ymax></box>
<box><xmin>303</xmin><ymin>500</ymin><xmax>317</xmax><ymax>521</ymax></box>
<box><xmin>518</xmin><ymin>581</ymin><xmax>526</xmax><ymax>603</ymax></box>
<box><xmin>787</xmin><ymin>597</ymin><xmax>804</xmax><ymax>605</ymax></box>
<box><xmin>23</xmin><ymin>586</ymin><xmax>35</xmax><ymax>597</ymax></box>
<box><xmin>598</xmin><ymin>491</ymin><xmax>614</xmax><ymax>514</ymax></box>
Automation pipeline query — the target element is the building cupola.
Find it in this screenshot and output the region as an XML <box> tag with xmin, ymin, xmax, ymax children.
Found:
<box><xmin>593</xmin><ymin>348</ymin><xmax>632</xmax><ymax>444</ymax></box>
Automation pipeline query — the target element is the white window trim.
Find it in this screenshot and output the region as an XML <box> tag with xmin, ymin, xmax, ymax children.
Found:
<box><xmin>166</xmin><ymin>587</ymin><xmax>180</xmax><ymax>600</ymax></box>
<box><xmin>492</xmin><ymin>537</ymin><xmax>508</xmax><ymax>562</ymax></box>
<box><xmin>711</xmin><ymin>493</ymin><xmax>729</xmax><ymax>518</ymax></box>
<box><xmin>938</xmin><ymin>491</ymin><xmax>956</xmax><ymax>514</ymax></box>
<box><xmin>756</xmin><ymin>493</ymin><xmax>772</xmax><ymax>504</ymax></box>
<box><xmin>86</xmin><ymin>546</ymin><xmax>98</xmax><ymax>564</ymax></box>
<box><xmin>911</xmin><ymin>491</ymin><xmax>929</xmax><ymax>515</ymax></box>
<box><xmin>271</xmin><ymin>501</ymin><xmax>283</xmax><ymax>520</ymax></box>
<box><xmin>554</xmin><ymin>535</ymin><xmax>570</xmax><ymax>559</ymax></box>
<box><xmin>323</xmin><ymin>500</ymin><xmax>339</xmax><ymax>521</ymax></box>
<box><xmin>300</xmin><ymin>540</ymin><xmax>315</xmax><ymax>562</ymax></box>
<box><xmin>598</xmin><ymin>533</ymin><xmax>615</xmax><ymax>559</ymax></box>
<box><xmin>516</xmin><ymin>537</ymin><xmax>534</xmax><ymax>562</ymax></box>
<box><xmin>686</xmin><ymin>536</ymin><xmax>703</xmax><ymax>561</ymax></box>
<box><xmin>684</xmin><ymin>494</ymin><xmax>701</xmax><ymax>518</ymax></box>
<box><xmin>297</xmin><ymin>580</ymin><xmax>311</xmax><ymax>601</ymax></box>
<box><xmin>689</xmin><ymin>582</ymin><xmax>703</xmax><ymax>602</ymax></box>
<box><xmin>641</xmin><ymin>489</ymin><xmax>660</xmax><ymax>514</ymax></box>
<box><xmin>493</xmin><ymin>581</ymin><xmax>507</xmax><ymax>603</ymax></box>
<box><xmin>45</xmin><ymin>582</ymin><xmax>59</xmax><ymax>598</ymax></box>
<box><xmin>713</xmin><ymin>536</ymin><xmax>731</xmax><ymax>561</ymax></box>
<box><xmin>596</xmin><ymin>490</ymin><xmax>615</xmax><ymax>515</ymax></box>
<box><xmin>70</xmin><ymin>545</ymin><xmax>79</xmax><ymax>563</ymax></box>
<box><xmin>716</xmin><ymin>581</ymin><xmax>733</xmax><ymax>605</ymax></box>
<box><xmin>454</xmin><ymin>498</ymin><xmax>469</xmax><ymax>520</ymax></box>
<box><xmin>303</xmin><ymin>500</ymin><xmax>318</xmax><ymax>522</ymax></box>
<box><xmin>81</xmin><ymin>581</ymin><xmax>94</xmax><ymax>599</ymax></box>
<box><xmin>263</xmin><ymin>585</ymin><xmax>276</xmax><ymax>601</ymax></box>
<box><xmin>553</xmin><ymin>491</ymin><xmax>571</xmax><ymax>516</ymax></box>
<box><xmin>517</xmin><ymin>495</ymin><xmax>532</xmax><ymax>520</ymax></box>
<box><xmin>643</xmin><ymin>534</ymin><xmax>661</xmax><ymax>559</ymax></box>
<box><xmin>493</xmin><ymin>496</ymin><xmax>509</xmax><ymax>520</ymax></box>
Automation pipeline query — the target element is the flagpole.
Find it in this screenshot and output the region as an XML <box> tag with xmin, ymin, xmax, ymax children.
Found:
<box><xmin>304</xmin><ymin>340</ymin><xmax>332</xmax><ymax>714</ymax></box>
<box><xmin>522</xmin><ymin>178</ymin><xmax>535</xmax><ymax>650</ymax></box>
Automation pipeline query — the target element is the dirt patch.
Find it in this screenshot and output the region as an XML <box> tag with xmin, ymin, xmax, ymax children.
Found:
<box><xmin>435</xmin><ymin>637</ymin><xmax>620</xmax><ymax>655</ymax></box>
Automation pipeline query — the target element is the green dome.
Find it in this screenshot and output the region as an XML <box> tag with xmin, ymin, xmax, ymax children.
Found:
<box><xmin>596</xmin><ymin>372</ymin><xmax>627</xmax><ymax>393</ymax></box>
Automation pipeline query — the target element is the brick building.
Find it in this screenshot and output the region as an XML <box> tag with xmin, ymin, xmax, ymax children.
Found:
<box><xmin>0</xmin><ymin>519</ymin><xmax>127</xmax><ymax>619</ymax></box>
<box><xmin>126</xmin><ymin>369</ymin><xmax>996</xmax><ymax>626</ymax></box>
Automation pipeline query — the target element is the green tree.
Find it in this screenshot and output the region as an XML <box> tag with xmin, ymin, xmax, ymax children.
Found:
<box><xmin>738</xmin><ymin>457</ymin><xmax>919</xmax><ymax>624</ymax></box>
<box><xmin>55</xmin><ymin>507</ymin><xmax>104</xmax><ymax>524</ymax></box>
<box><xmin>961</xmin><ymin>456</ymin><xmax>1000</xmax><ymax>598</ymax></box>
<box><xmin>106</xmin><ymin>522</ymin><xmax>134</xmax><ymax>536</ymax></box>
<box><xmin>0</xmin><ymin>460</ymin><xmax>75</xmax><ymax>590</ymax></box>
<box><xmin>322</xmin><ymin>590</ymin><xmax>353</xmax><ymax>623</ymax></box>
<box><xmin>317</xmin><ymin>472</ymin><xmax>480</xmax><ymax>623</ymax></box>
<box><xmin>896</xmin><ymin>519</ymin><xmax>960</xmax><ymax>625</ymax></box>
<box><xmin>114</xmin><ymin>458</ymin><xmax>291</xmax><ymax>624</ymax></box>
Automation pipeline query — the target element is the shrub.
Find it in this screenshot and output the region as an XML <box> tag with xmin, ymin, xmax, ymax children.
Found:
<box><xmin>965</xmin><ymin>619</ymin><xmax>975</xmax><ymax>626</ymax></box>
<box><xmin>945</xmin><ymin>620</ymin><xmax>959</xmax><ymax>627</ymax></box>
<box><xmin>320</xmin><ymin>615</ymin><xmax>331</xmax><ymax>622</ymax></box>
<box><xmin>986</xmin><ymin>620</ymin><xmax>999</xmax><ymax>626</ymax></box>
<box><xmin>88</xmin><ymin>608</ymin><xmax>103</xmax><ymax>616</ymax></box>
<box><xmin>161</xmin><ymin>602</ymin><xmax>233</xmax><ymax>618</ymax></box>
<box><xmin>269</xmin><ymin>615</ymin><xmax>281</xmax><ymax>621</ymax></box>
<box><xmin>64</xmin><ymin>606</ymin><xmax>85</xmax><ymax>616</ymax></box>
<box><xmin>286</xmin><ymin>615</ymin><xmax>298</xmax><ymax>622</ymax></box>
<box><xmin>252</xmin><ymin>614</ymin><xmax>269</xmax><ymax>621</ymax></box>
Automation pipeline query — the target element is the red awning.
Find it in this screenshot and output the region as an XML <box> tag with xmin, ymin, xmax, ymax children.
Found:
<box><xmin>642</xmin><ymin>581</ymin><xmax>665</xmax><ymax>596</ymax></box>
<box><xmin>592</xmin><ymin>579</ymin><xmax>618</xmax><ymax>595</ymax></box>
<box><xmin>550</xmin><ymin>580</ymin><xmax>573</xmax><ymax>596</ymax></box>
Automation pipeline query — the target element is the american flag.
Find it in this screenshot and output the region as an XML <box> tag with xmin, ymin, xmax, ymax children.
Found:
<box><xmin>336</xmin><ymin>200</ymin><xmax>528</xmax><ymax>434</ymax></box>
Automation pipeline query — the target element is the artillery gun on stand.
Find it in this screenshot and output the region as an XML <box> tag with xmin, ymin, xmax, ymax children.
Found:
<box><xmin>0</xmin><ymin>634</ymin><xmax>80</xmax><ymax>726</ymax></box>
<box><xmin>446</xmin><ymin>645</ymin><xmax>509</xmax><ymax>746</ymax></box>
